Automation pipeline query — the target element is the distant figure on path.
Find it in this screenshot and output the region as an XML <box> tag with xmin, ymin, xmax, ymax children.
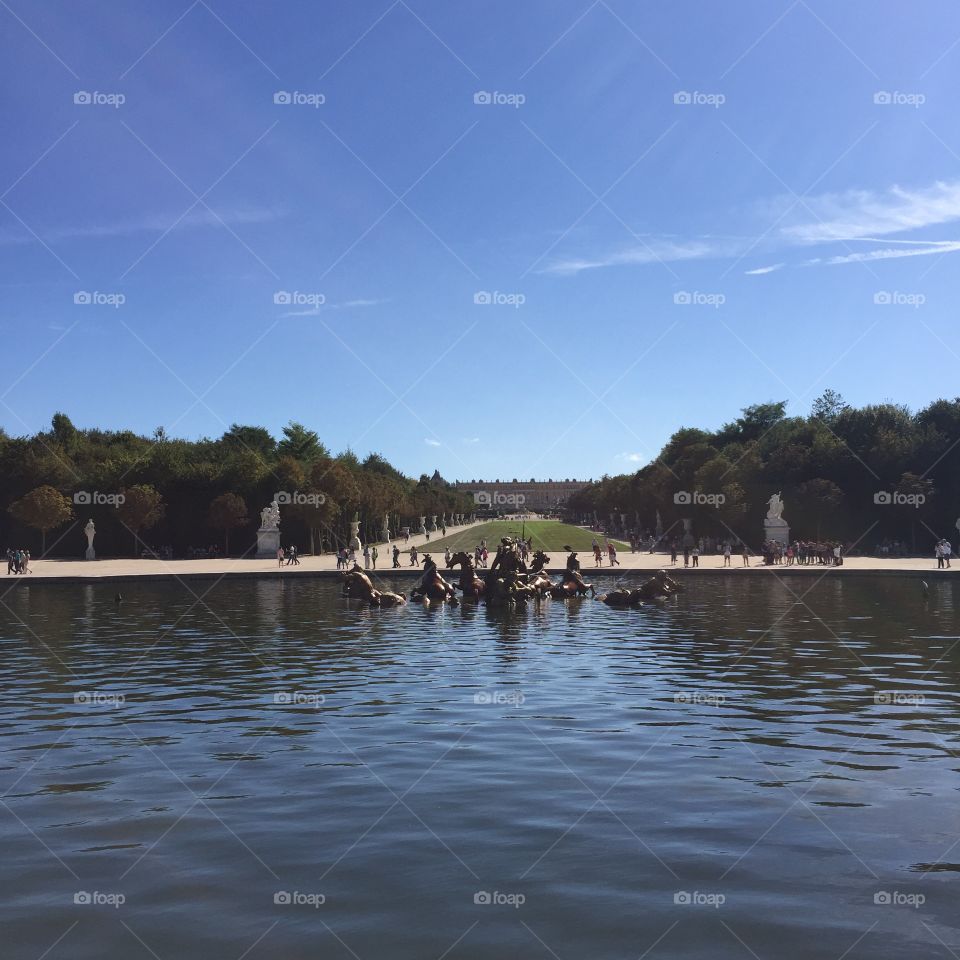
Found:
<box><xmin>277</xmin><ymin>546</ymin><xmax>285</xmax><ymax>567</ymax></box>
<box><xmin>409</xmin><ymin>546</ymin><xmax>419</xmax><ymax>566</ymax></box>
<box><xmin>392</xmin><ymin>544</ymin><xmax>401</xmax><ymax>568</ymax></box>
<box><xmin>363</xmin><ymin>544</ymin><xmax>371</xmax><ymax>570</ymax></box>
<box><xmin>723</xmin><ymin>542</ymin><xmax>732</xmax><ymax>567</ymax></box>
<box><xmin>607</xmin><ymin>542</ymin><xmax>619</xmax><ymax>566</ymax></box>
<box><xmin>371</xmin><ymin>546</ymin><xmax>378</xmax><ymax>569</ymax></box>
<box><xmin>670</xmin><ymin>541</ymin><xmax>678</xmax><ymax>566</ymax></box>
<box><xmin>741</xmin><ymin>544</ymin><xmax>750</xmax><ymax>567</ymax></box>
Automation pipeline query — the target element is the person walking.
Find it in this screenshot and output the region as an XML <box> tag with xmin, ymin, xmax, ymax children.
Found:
<box><xmin>670</xmin><ymin>541</ymin><xmax>678</xmax><ymax>566</ymax></box>
<box><xmin>944</xmin><ymin>539</ymin><xmax>953</xmax><ymax>568</ymax></box>
<box><xmin>392</xmin><ymin>544</ymin><xmax>401</xmax><ymax>568</ymax></box>
<box><xmin>593</xmin><ymin>544</ymin><xmax>603</xmax><ymax>567</ymax></box>
<box><xmin>723</xmin><ymin>542</ymin><xmax>732</xmax><ymax>567</ymax></box>
<box><xmin>691</xmin><ymin>545</ymin><xmax>699</xmax><ymax>568</ymax></box>
<box><xmin>683</xmin><ymin>545</ymin><xmax>690</xmax><ymax>568</ymax></box>
<box><xmin>936</xmin><ymin>540</ymin><xmax>945</xmax><ymax>569</ymax></box>
<box><xmin>741</xmin><ymin>543</ymin><xmax>750</xmax><ymax>567</ymax></box>
<box><xmin>371</xmin><ymin>545</ymin><xmax>378</xmax><ymax>569</ymax></box>
<box><xmin>363</xmin><ymin>544</ymin><xmax>371</xmax><ymax>570</ymax></box>
<box><xmin>277</xmin><ymin>546</ymin><xmax>285</xmax><ymax>567</ymax></box>
<box><xmin>409</xmin><ymin>545</ymin><xmax>419</xmax><ymax>566</ymax></box>
<box><xmin>608</xmin><ymin>541</ymin><xmax>619</xmax><ymax>566</ymax></box>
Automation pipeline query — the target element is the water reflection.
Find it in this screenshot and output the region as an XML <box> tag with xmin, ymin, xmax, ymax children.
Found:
<box><xmin>0</xmin><ymin>575</ymin><xmax>958</xmax><ymax>959</ymax></box>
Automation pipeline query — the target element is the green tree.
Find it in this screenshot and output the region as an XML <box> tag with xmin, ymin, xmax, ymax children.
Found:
<box><xmin>221</xmin><ymin>424</ymin><xmax>276</xmax><ymax>460</ymax></box>
<box><xmin>8</xmin><ymin>485</ymin><xmax>74</xmax><ymax>555</ymax></box>
<box><xmin>811</xmin><ymin>389</ymin><xmax>849</xmax><ymax>423</ymax></box>
<box><xmin>278</xmin><ymin>422</ymin><xmax>327</xmax><ymax>464</ymax></box>
<box><xmin>118</xmin><ymin>485</ymin><xmax>166</xmax><ymax>556</ymax></box>
<box><xmin>207</xmin><ymin>493</ymin><xmax>248</xmax><ymax>554</ymax></box>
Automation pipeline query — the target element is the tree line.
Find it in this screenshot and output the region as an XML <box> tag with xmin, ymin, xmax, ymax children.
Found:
<box><xmin>565</xmin><ymin>391</ymin><xmax>960</xmax><ymax>553</ymax></box>
<box><xmin>0</xmin><ymin>416</ymin><xmax>473</xmax><ymax>557</ymax></box>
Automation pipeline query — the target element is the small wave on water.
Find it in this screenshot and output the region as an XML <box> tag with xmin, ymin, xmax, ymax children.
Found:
<box><xmin>0</xmin><ymin>575</ymin><xmax>958</xmax><ymax>958</ymax></box>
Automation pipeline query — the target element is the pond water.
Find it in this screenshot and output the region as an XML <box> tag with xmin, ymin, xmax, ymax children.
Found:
<box><xmin>1</xmin><ymin>575</ymin><xmax>959</xmax><ymax>958</ymax></box>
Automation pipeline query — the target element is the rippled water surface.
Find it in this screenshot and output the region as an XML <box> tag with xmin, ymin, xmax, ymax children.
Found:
<box><xmin>2</xmin><ymin>575</ymin><xmax>959</xmax><ymax>958</ymax></box>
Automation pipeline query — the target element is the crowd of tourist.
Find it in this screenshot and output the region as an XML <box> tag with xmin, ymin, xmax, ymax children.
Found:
<box><xmin>6</xmin><ymin>547</ymin><xmax>31</xmax><ymax>574</ymax></box>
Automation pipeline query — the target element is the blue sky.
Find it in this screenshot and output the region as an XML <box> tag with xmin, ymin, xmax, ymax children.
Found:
<box><xmin>2</xmin><ymin>0</ymin><xmax>959</xmax><ymax>480</ymax></box>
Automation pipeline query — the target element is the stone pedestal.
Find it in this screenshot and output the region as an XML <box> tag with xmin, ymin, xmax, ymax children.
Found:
<box><xmin>256</xmin><ymin>527</ymin><xmax>281</xmax><ymax>558</ymax></box>
<box><xmin>763</xmin><ymin>517</ymin><xmax>790</xmax><ymax>547</ymax></box>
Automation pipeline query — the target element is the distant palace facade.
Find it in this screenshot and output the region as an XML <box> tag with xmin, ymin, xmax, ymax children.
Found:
<box><xmin>454</xmin><ymin>479</ymin><xmax>590</xmax><ymax>515</ymax></box>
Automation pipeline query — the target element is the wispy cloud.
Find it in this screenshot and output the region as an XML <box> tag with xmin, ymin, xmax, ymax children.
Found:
<box><xmin>543</xmin><ymin>238</ymin><xmax>730</xmax><ymax>275</ymax></box>
<box><xmin>809</xmin><ymin>240</ymin><xmax>960</xmax><ymax>265</ymax></box>
<box><xmin>617</xmin><ymin>452</ymin><xmax>645</xmax><ymax>463</ymax></box>
<box><xmin>424</xmin><ymin>438</ymin><xmax>441</xmax><ymax>447</ymax></box>
<box><xmin>462</xmin><ymin>436</ymin><xmax>480</xmax><ymax>444</ymax></box>
<box><xmin>546</xmin><ymin>178</ymin><xmax>960</xmax><ymax>276</ymax></box>
<box><xmin>282</xmin><ymin>298</ymin><xmax>388</xmax><ymax>317</ymax></box>
<box><xmin>780</xmin><ymin>181</ymin><xmax>960</xmax><ymax>244</ymax></box>
<box><xmin>0</xmin><ymin>206</ymin><xmax>285</xmax><ymax>245</ymax></box>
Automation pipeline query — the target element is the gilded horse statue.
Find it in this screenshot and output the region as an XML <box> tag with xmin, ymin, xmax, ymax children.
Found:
<box><xmin>340</xmin><ymin>564</ymin><xmax>407</xmax><ymax>606</ymax></box>
<box><xmin>447</xmin><ymin>551</ymin><xmax>486</xmax><ymax>602</ymax></box>
<box><xmin>410</xmin><ymin>555</ymin><xmax>458</xmax><ymax>604</ymax></box>
<box><xmin>596</xmin><ymin>570</ymin><xmax>683</xmax><ymax>607</ymax></box>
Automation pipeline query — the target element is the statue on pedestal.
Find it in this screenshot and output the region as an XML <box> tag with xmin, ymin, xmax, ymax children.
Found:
<box><xmin>428</xmin><ymin>515</ymin><xmax>437</xmax><ymax>532</ymax></box>
<box><xmin>418</xmin><ymin>516</ymin><xmax>427</xmax><ymax>536</ymax></box>
<box><xmin>381</xmin><ymin>514</ymin><xmax>390</xmax><ymax>543</ymax></box>
<box><xmin>256</xmin><ymin>500</ymin><xmax>282</xmax><ymax>558</ymax></box>
<box><xmin>763</xmin><ymin>492</ymin><xmax>790</xmax><ymax>546</ymax></box>
<box><xmin>84</xmin><ymin>519</ymin><xmax>96</xmax><ymax>560</ymax></box>
<box><xmin>349</xmin><ymin>515</ymin><xmax>362</xmax><ymax>554</ymax></box>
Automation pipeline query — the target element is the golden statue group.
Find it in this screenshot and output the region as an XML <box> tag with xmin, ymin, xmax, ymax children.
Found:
<box><xmin>340</xmin><ymin>537</ymin><xmax>683</xmax><ymax>608</ymax></box>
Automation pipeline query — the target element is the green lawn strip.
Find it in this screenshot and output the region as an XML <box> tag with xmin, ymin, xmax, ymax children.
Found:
<box><xmin>416</xmin><ymin>520</ymin><xmax>629</xmax><ymax>555</ymax></box>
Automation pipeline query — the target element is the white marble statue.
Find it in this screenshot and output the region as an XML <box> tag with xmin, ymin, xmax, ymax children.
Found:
<box><xmin>766</xmin><ymin>492</ymin><xmax>785</xmax><ymax>521</ymax></box>
<box><xmin>84</xmin><ymin>519</ymin><xmax>96</xmax><ymax>560</ymax></box>
<box><xmin>260</xmin><ymin>501</ymin><xmax>281</xmax><ymax>530</ymax></box>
